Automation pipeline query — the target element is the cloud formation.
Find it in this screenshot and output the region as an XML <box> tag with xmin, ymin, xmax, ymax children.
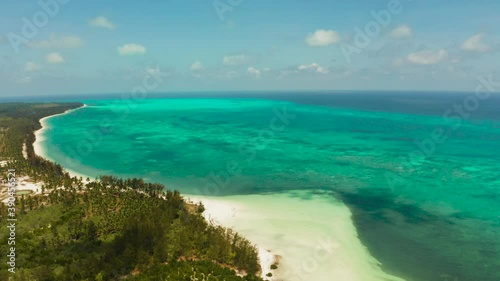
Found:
<box><xmin>190</xmin><ymin>61</ymin><xmax>203</xmax><ymax>71</ymax></box>
<box><xmin>297</xmin><ymin>63</ymin><xmax>329</xmax><ymax>74</ymax></box>
<box><xmin>28</xmin><ymin>35</ymin><xmax>84</xmax><ymax>49</ymax></box>
<box><xmin>407</xmin><ymin>49</ymin><xmax>448</xmax><ymax>65</ymax></box>
<box><xmin>461</xmin><ymin>34</ymin><xmax>490</xmax><ymax>52</ymax></box>
<box><xmin>24</xmin><ymin>62</ymin><xmax>42</xmax><ymax>72</ymax></box>
<box><xmin>88</xmin><ymin>16</ymin><xmax>116</xmax><ymax>30</ymax></box>
<box><xmin>118</xmin><ymin>43</ymin><xmax>146</xmax><ymax>56</ymax></box>
<box><xmin>223</xmin><ymin>54</ymin><xmax>248</xmax><ymax>66</ymax></box>
<box><xmin>16</xmin><ymin>76</ymin><xmax>32</xmax><ymax>84</ymax></box>
<box><xmin>306</xmin><ymin>29</ymin><xmax>341</xmax><ymax>47</ymax></box>
<box><xmin>247</xmin><ymin>67</ymin><xmax>261</xmax><ymax>78</ymax></box>
<box><xmin>46</xmin><ymin>52</ymin><xmax>65</xmax><ymax>64</ymax></box>
<box><xmin>391</xmin><ymin>25</ymin><xmax>412</xmax><ymax>39</ymax></box>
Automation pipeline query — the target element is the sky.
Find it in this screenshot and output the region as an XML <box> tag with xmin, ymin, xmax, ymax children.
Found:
<box><xmin>0</xmin><ymin>0</ymin><xmax>499</xmax><ymax>97</ymax></box>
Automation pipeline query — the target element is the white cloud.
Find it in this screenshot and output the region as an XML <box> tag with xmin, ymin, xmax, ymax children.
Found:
<box><xmin>88</xmin><ymin>16</ymin><xmax>116</xmax><ymax>30</ymax></box>
<box><xmin>118</xmin><ymin>43</ymin><xmax>146</xmax><ymax>56</ymax></box>
<box><xmin>45</xmin><ymin>52</ymin><xmax>65</xmax><ymax>64</ymax></box>
<box><xmin>222</xmin><ymin>54</ymin><xmax>248</xmax><ymax>66</ymax></box>
<box><xmin>190</xmin><ymin>61</ymin><xmax>203</xmax><ymax>71</ymax></box>
<box><xmin>24</xmin><ymin>62</ymin><xmax>42</xmax><ymax>72</ymax></box>
<box><xmin>144</xmin><ymin>66</ymin><xmax>170</xmax><ymax>78</ymax></box>
<box><xmin>297</xmin><ymin>63</ymin><xmax>329</xmax><ymax>74</ymax></box>
<box><xmin>306</xmin><ymin>29</ymin><xmax>341</xmax><ymax>47</ymax></box>
<box><xmin>16</xmin><ymin>76</ymin><xmax>32</xmax><ymax>84</ymax></box>
<box><xmin>27</xmin><ymin>34</ymin><xmax>84</xmax><ymax>48</ymax></box>
<box><xmin>461</xmin><ymin>34</ymin><xmax>490</xmax><ymax>52</ymax></box>
<box><xmin>247</xmin><ymin>67</ymin><xmax>261</xmax><ymax>78</ymax></box>
<box><xmin>391</xmin><ymin>25</ymin><xmax>412</xmax><ymax>39</ymax></box>
<box><xmin>146</xmin><ymin>66</ymin><xmax>160</xmax><ymax>75</ymax></box>
<box><xmin>407</xmin><ymin>49</ymin><xmax>448</xmax><ymax>65</ymax></box>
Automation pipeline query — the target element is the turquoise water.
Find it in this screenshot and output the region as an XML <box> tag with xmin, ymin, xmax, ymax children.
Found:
<box><xmin>39</xmin><ymin>93</ymin><xmax>499</xmax><ymax>281</ymax></box>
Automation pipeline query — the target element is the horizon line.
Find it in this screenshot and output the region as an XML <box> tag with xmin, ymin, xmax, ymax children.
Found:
<box><xmin>2</xmin><ymin>89</ymin><xmax>500</xmax><ymax>101</ymax></box>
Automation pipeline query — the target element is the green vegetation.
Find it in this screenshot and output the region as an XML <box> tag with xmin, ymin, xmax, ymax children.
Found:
<box><xmin>0</xmin><ymin>103</ymin><xmax>264</xmax><ymax>281</ymax></box>
<box><xmin>126</xmin><ymin>261</ymin><xmax>265</xmax><ymax>281</ymax></box>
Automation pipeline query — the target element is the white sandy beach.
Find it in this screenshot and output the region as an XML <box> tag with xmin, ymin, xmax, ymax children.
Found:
<box><xmin>188</xmin><ymin>192</ymin><xmax>405</xmax><ymax>281</ymax></box>
<box><xmin>33</xmin><ymin>104</ymin><xmax>93</xmax><ymax>181</ymax></box>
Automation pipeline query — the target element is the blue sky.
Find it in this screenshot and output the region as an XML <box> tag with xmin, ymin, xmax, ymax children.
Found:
<box><xmin>1</xmin><ymin>0</ymin><xmax>499</xmax><ymax>96</ymax></box>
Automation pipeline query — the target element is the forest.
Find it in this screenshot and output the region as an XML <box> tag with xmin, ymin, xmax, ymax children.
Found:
<box><xmin>0</xmin><ymin>103</ymin><xmax>267</xmax><ymax>281</ymax></box>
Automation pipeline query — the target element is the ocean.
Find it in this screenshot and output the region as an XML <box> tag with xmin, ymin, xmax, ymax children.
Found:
<box><xmin>34</xmin><ymin>91</ymin><xmax>500</xmax><ymax>281</ymax></box>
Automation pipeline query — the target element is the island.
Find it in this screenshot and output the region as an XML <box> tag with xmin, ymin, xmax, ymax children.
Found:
<box><xmin>0</xmin><ymin>102</ymin><xmax>273</xmax><ymax>281</ymax></box>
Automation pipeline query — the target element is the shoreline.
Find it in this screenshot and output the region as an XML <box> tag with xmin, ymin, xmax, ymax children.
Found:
<box><xmin>187</xmin><ymin>193</ymin><xmax>406</xmax><ymax>281</ymax></box>
<box><xmin>33</xmin><ymin>104</ymin><xmax>92</xmax><ymax>181</ymax></box>
<box><xmin>186</xmin><ymin>195</ymin><xmax>279</xmax><ymax>280</ymax></box>
<box><xmin>31</xmin><ymin>105</ymin><xmax>280</xmax><ymax>280</ymax></box>
<box><xmin>2</xmin><ymin>104</ymin><xmax>89</xmax><ymax>203</ymax></box>
<box><xmin>31</xmin><ymin>105</ymin><xmax>406</xmax><ymax>281</ymax></box>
